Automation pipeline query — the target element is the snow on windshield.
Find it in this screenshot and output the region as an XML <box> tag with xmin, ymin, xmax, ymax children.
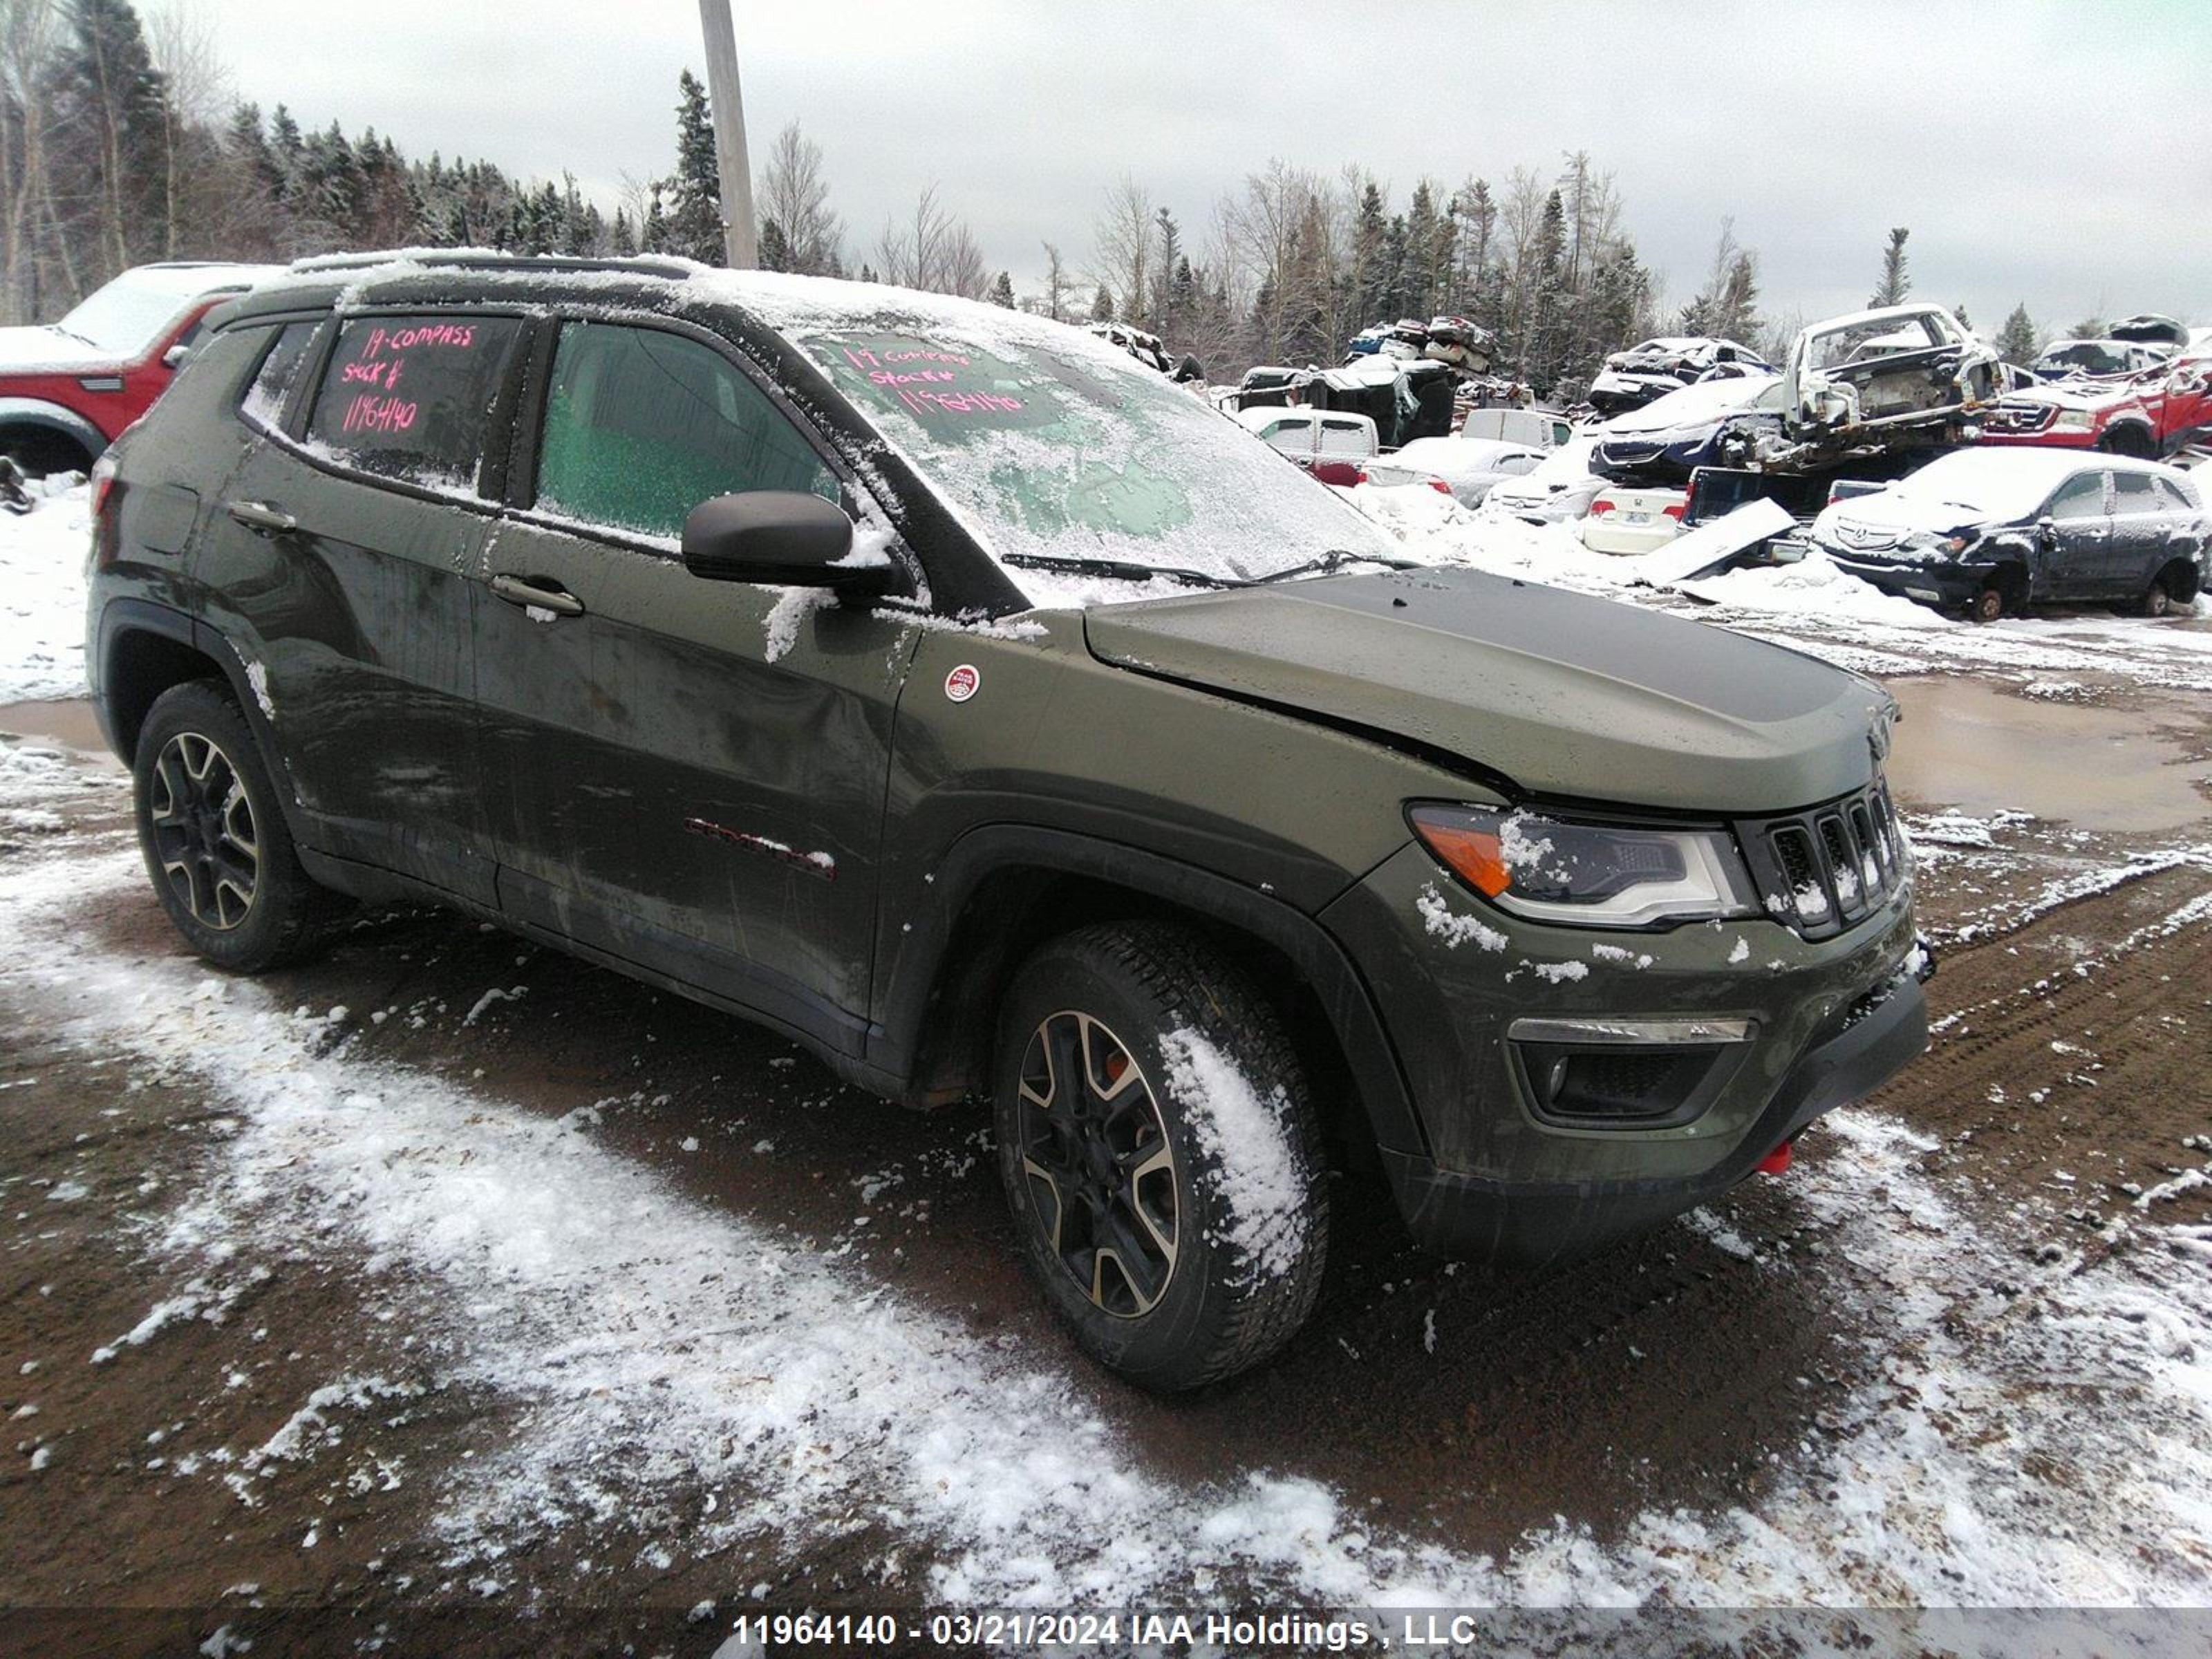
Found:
<box><xmin>55</xmin><ymin>266</ymin><xmax>261</xmax><ymax>356</ymax></box>
<box><xmin>720</xmin><ymin>274</ymin><xmax>1394</xmax><ymax>599</ymax></box>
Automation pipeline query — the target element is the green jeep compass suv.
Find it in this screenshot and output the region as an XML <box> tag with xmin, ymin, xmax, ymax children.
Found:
<box><xmin>86</xmin><ymin>253</ymin><xmax>1930</xmax><ymax>1389</ymax></box>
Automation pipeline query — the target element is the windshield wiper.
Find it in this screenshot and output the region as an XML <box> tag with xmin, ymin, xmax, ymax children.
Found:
<box><xmin>1004</xmin><ymin>553</ymin><xmax>1248</xmax><ymax>590</ymax></box>
<box><xmin>1250</xmin><ymin>548</ymin><xmax>1422</xmax><ymax>584</ymax></box>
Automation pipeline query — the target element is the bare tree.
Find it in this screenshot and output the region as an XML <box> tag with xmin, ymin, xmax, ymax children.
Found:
<box><xmin>145</xmin><ymin>3</ymin><xmax>229</xmax><ymax>259</ymax></box>
<box><xmin>1090</xmin><ymin>174</ymin><xmax>1153</xmax><ymax>328</ymax></box>
<box><xmin>1222</xmin><ymin>158</ymin><xmax>1329</xmax><ymax>364</ymax></box>
<box><xmin>0</xmin><ymin>0</ymin><xmax>62</xmax><ymax>322</ymax></box>
<box><xmin>874</xmin><ymin>183</ymin><xmax>989</xmax><ymax>299</ymax></box>
<box><xmin>757</xmin><ymin>120</ymin><xmax>843</xmax><ymax>275</ymax></box>
<box><xmin>1040</xmin><ymin>239</ymin><xmax>1070</xmax><ymax>321</ymax></box>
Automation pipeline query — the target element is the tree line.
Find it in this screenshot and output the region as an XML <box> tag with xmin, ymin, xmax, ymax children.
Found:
<box><xmin>2</xmin><ymin>0</ymin><xmax>2088</xmax><ymax>393</ymax></box>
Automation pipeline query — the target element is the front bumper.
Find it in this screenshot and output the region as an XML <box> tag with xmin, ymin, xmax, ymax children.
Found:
<box><xmin>1322</xmin><ymin>837</ymin><xmax>1929</xmax><ymax>1264</ymax></box>
<box><xmin>1379</xmin><ymin>966</ymin><xmax>1927</xmax><ymax>1263</ymax></box>
<box><xmin>1825</xmin><ymin>550</ymin><xmax>1989</xmax><ymax>610</ymax></box>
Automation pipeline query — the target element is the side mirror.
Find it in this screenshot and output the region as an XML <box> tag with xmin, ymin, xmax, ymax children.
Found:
<box><xmin>161</xmin><ymin>343</ymin><xmax>190</xmax><ymax>370</ymax></box>
<box><xmin>681</xmin><ymin>491</ymin><xmax>901</xmax><ymax>598</ymax></box>
<box><xmin>2034</xmin><ymin>516</ymin><xmax>2059</xmax><ymax>546</ymax></box>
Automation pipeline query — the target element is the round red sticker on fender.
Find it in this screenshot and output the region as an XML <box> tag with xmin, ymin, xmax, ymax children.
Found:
<box><xmin>944</xmin><ymin>664</ymin><xmax>980</xmax><ymax>703</ymax></box>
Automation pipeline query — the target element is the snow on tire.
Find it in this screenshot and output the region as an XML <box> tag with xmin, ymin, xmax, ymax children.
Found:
<box><xmin>993</xmin><ymin>921</ymin><xmax>1329</xmax><ymax>1391</ymax></box>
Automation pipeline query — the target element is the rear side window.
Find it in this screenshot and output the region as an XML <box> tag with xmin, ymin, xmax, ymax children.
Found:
<box><xmin>239</xmin><ymin>321</ymin><xmax>320</xmax><ymax>435</ymax></box>
<box><xmin>302</xmin><ymin>315</ymin><xmax>521</xmax><ymax>496</ymax></box>
<box><xmin>2048</xmin><ymin>473</ymin><xmax>2108</xmax><ymax>520</ymax></box>
<box><xmin>1318</xmin><ymin>419</ymin><xmax>1368</xmax><ymax>455</ymax></box>
<box><xmin>2110</xmin><ymin>472</ymin><xmax>2159</xmax><ymax>512</ymax></box>
<box><xmin>532</xmin><ymin>321</ymin><xmax>837</xmax><ymax>543</ymax></box>
<box><xmin>2153</xmin><ymin>477</ymin><xmax>2196</xmax><ymax>512</ymax></box>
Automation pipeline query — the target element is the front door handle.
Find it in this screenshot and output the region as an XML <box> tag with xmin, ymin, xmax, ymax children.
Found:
<box><xmin>226</xmin><ymin>499</ymin><xmax>297</xmax><ymax>537</ymax></box>
<box><xmin>490</xmin><ymin>573</ymin><xmax>585</xmax><ymax>618</ymax></box>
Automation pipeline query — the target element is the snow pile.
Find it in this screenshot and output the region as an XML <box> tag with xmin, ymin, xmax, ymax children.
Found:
<box><xmin>0</xmin><ymin>482</ymin><xmax>91</xmax><ymax>701</ymax></box>
<box><xmin>1158</xmin><ymin>1027</ymin><xmax>1313</xmax><ymax>1284</ymax></box>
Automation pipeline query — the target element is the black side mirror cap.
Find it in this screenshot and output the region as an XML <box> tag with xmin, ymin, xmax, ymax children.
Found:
<box><xmin>680</xmin><ymin>491</ymin><xmax>903</xmax><ymax>598</ymax></box>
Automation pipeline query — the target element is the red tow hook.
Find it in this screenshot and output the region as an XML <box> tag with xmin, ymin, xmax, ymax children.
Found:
<box><xmin>1754</xmin><ymin>1139</ymin><xmax>1794</xmax><ymax>1176</ymax></box>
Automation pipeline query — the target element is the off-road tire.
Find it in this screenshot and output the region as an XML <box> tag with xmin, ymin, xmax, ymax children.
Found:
<box><xmin>993</xmin><ymin>921</ymin><xmax>1329</xmax><ymax>1391</ymax></box>
<box><xmin>132</xmin><ymin>679</ymin><xmax>344</xmax><ymax>972</ymax></box>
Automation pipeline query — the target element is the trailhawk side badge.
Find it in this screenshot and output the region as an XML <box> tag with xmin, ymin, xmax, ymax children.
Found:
<box><xmin>944</xmin><ymin>664</ymin><xmax>980</xmax><ymax>703</ymax></box>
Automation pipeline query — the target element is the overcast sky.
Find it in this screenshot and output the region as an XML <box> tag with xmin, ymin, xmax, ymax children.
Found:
<box><xmin>188</xmin><ymin>0</ymin><xmax>2210</xmax><ymax>332</ymax></box>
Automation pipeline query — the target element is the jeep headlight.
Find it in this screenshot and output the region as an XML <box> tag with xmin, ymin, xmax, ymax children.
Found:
<box><xmin>1411</xmin><ymin>805</ymin><xmax>1761</xmax><ymax>929</ymax></box>
<box><xmin>2053</xmin><ymin>410</ymin><xmax>2095</xmax><ymax>431</ymax></box>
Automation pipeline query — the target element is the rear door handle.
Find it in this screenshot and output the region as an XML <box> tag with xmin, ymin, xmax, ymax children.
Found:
<box><xmin>490</xmin><ymin>572</ymin><xmax>585</xmax><ymax>618</ymax></box>
<box><xmin>225</xmin><ymin>499</ymin><xmax>297</xmax><ymax>537</ymax></box>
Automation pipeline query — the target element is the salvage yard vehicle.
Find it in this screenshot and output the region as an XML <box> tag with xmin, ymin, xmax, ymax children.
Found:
<box><xmin>1580</xmin><ymin>484</ymin><xmax>1688</xmax><ymax>555</ymax></box>
<box><xmin>1808</xmin><ymin>449</ymin><xmax>2208</xmax><ymax>621</ymax></box>
<box><xmin>1774</xmin><ymin>304</ymin><xmax>1999</xmax><ymax>462</ymax></box>
<box><xmin>0</xmin><ymin>261</ymin><xmax>279</xmax><ymax>476</ymax></box>
<box><xmin>1384</xmin><ymin>435</ymin><xmax>1546</xmax><ymax>507</ymax></box>
<box><xmin>88</xmin><ymin>252</ymin><xmax>1931</xmax><ymax>1390</ymax></box>
<box><xmin>1586</xmin><ymin>336</ymin><xmax>1771</xmax><ymax>417</ymax></box>
<box><xmin>1979</xmin><ymin>352</ymin><xmax>2212</xmax><ymax>459</ymax></box>
<box><xmin>2030</xmin><ymin>337</ymin><xmax>2171</xmax><ymax>382</ymax></box>
<box><xmin>1588</xmin><ymin>372</ymin><xmax>1784</xmax><ymax>486</ymax></box>
<box><xmin>1477</xmin><ymin>435</ymin><xmax>1609</xmax><ymax>524</ymax></box>
<box><xmin>1232</xmin><ymin>404</ymin><xmax>1380</xmax><ymax>469</ymax></box>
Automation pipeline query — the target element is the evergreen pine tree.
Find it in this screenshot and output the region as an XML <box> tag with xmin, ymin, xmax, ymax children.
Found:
<box><xmin>1353</xmin><ymin>182</ymin><xmax>1389</xmax><ymax>323</ymax></box>
<box><xmin>1997</xmin><ymin>303</ymin><xmax>2039</xmax><ymax>364</ymax></box>
<box><xmin>667</xmin><ymin>70</ymin><xmax>724</xmax><ymax>265</ymax></box>
<box><xmin>1090</xmin><ymin>284</ymin><xmax>1113</xmax><ymax>322</ymax></box>
<box><xmin>990</xmin><ymin>270</ymin><xmax>1016</xmax><ymax>308</ymax></box>
<box><xmin>758</xmin><ymin>217</ymin><xmax>792</xmax><ymax>271</ymax></box>
<box><xmin>1868</xmin><ymin>227</ymin><xmax>1911</xmax><ymax>308</ymax></box>
<box><xmin>611</xmin><ymin>209</ymin><xmax>638</xmax><ymax>256</ymax></box>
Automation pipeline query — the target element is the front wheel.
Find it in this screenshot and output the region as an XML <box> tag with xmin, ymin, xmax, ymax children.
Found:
<box><xmin>133</xmin><ymin>680</ymin><xmax>344</xmax><ymax>971</ymax></box>
<box><xmin>993</xmin><ymin>921</ymin><xmax>1329</xmax><ymax>1391</ymax></box>
<box><xmin>1968</xmin><ymin>583</ymin><xmax>2007</xmax><ymax>624</ymax></box>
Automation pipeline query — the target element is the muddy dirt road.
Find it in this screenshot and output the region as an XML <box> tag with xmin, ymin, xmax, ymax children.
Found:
<box><xmin>3</xmin><ymin>668</ymin><xmax>2210</xmax><ymax>1657</ymax></box>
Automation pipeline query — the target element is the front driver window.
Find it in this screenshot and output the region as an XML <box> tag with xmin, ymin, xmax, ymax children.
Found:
<box><xmin>534</xmin><ymin>321</ymin><xmax>838</xmax><ymax>543</ymax></box>
<box><xmin>2047</xmin><ymin>473</ymin><xmax>2108</xmax><ymax>521</ymax></box>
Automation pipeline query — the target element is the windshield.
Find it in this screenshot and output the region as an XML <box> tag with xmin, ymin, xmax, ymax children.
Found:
<box><xmin>1609</xmin><ymin>372</ymin><xmax>1781</xmax><ymax>431</ymax></box>
<box><xmin>763</xmin><ymin>293</ymin><xmax>1395</xmax><ymax>601</ymax></box>
<box><xmin>55</xmin><ymin>271</ymin><xmax>198</xmax><ymax>355</ymax></box>
<box><xmin>2036</xmin><ymin>342</ymin><xmax>2129</xmax><ymax>376</ymax></box>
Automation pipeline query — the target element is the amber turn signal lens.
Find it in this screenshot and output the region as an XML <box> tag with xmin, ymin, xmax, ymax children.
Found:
<box><xmin>1411</xmin><ymin>814</ymin><xmax>1511</xmax><ymax>898</ymax></box>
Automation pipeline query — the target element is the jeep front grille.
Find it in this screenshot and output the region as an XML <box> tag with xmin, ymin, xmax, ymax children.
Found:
<box><xmin>1737</xmin><ymin>780</ymin><xmax>1908</xmax><ymax>941</ymax></box>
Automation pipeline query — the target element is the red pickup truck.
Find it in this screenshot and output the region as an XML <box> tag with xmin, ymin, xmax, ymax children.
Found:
<box><xmin>1978</xmin><ymin>353</ymin><xmax>2212</xmax><ymax>459</ymax></box>
<box><xmin>0</xmin><ymin>261</ymin><xmax>278</xmax><ymax>475</ymax></box>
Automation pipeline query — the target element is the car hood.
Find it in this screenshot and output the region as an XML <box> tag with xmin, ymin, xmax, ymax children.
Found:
<box><xmin>1999</xmin><ymin>379</ymin><xmax>2134</xmax><ymax>413</ymax></box>
<box><xmin>1083</xmin><ymin>570</ymin><xmax>1888</xmax><ymax>813</ymax></box>
<box><xmin>0</xmin><ymin>324</ymin><xmax>122</xmax><ymax>374</ymax></box>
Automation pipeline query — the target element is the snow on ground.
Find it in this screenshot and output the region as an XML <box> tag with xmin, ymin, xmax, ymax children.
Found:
<box><xmin>2</xmin><ymin>811</ymin><xmax>2207</xmax><ymax>1618</ymax></box>
<box><xmin>0</xmin><ymin>480</ymin><xmax>91</xmax><ymax>703</ymax></box>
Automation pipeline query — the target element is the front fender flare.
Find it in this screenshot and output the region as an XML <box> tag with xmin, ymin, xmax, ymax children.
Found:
<box><xmin>872</xmin><ymin>823</ymin><xmax>1426</xmax><ymax>1156</ymax></box>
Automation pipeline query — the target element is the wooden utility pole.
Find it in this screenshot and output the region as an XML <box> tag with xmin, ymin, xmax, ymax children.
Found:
<box><xmin>696</xmin><ymin>0</ymin><xmax>758</xmax><ymax>268</ymax></box>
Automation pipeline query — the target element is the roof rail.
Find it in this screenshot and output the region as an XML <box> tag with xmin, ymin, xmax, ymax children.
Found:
<box><xmin>286</xmin><ymin>248</ymin><xmax>699</xmax><ymax>281</ymax></box>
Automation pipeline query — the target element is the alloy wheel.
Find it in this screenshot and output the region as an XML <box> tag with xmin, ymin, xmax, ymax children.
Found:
<box><xmin>148</xmin><ymin>731</ymin><xmax>260</xmax><ymax>930</ymax></box>
<box><xmin>1014</xmin><ymin>1011</ymin><xmax>1179</xmax><ymax>1318</ymax></box>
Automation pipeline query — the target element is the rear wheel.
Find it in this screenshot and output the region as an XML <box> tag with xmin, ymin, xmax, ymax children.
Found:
<box><xmin>993</xmin><ymin>921</ymin><xmax>1329</xmax><ymax>1391</ymax></box>
<box><xmin>2137</xmin><ymin>574</ymin><xmax>2177</xmax><ymax>618</ymax></box>
<box><xmin>132</xmin><ymin>681</ymin><xmax>344</xmax><ymax>971</ymax></box>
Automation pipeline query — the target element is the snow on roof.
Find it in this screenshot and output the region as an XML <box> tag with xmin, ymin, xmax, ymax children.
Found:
<box><xmin>1801</xmin><ymin>303</ymin><xmax>1961</xmax><ymax>337</ymax></box>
